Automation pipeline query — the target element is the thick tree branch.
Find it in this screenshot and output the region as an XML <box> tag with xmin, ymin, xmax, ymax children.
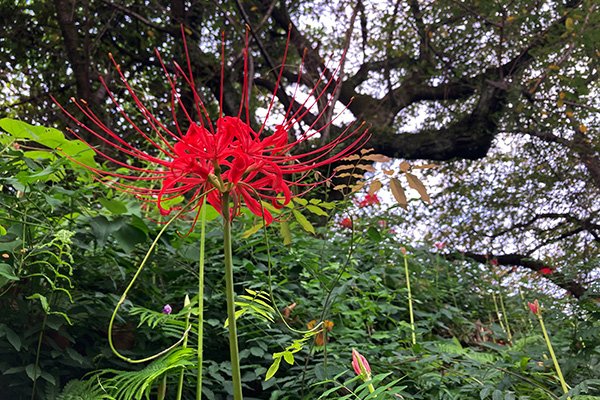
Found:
<box><xmin>53</xmin><ymin>0</ymin><xmax>93</xmax><ymax>103</ymax></box>
<box><xmin>453</xmin><ymin>252</ymin><xmax>593</xmax><ymax>299</ymax></box>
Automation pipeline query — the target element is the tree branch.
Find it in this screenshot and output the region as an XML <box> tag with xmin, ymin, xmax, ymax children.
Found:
<box><xmin>453</xmin><ymin>252</ymin><xmax>593</xmax><ymax>299</ymax></box>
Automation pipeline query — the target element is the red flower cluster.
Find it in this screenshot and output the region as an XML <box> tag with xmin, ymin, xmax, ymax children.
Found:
<box><xmin>340</xmin><ymin>217</ymin><xmax>353</xmax><ymax>229</ymax></box>
<box><xmin>55</xmin><ymin>29</ymin><xmax>367</xmax><ymax>225</ymax></box>
<box><xmin>358</xmin><ymin>193</ymin><xmax>380</xmax><ymax>208</ymax></box>
<box><xmin>539</xmin><ymin>267</ymin><xmax>553</xmax><ymax>275</ymax></box>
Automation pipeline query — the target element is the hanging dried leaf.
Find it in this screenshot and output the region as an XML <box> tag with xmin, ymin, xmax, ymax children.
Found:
<box><xmin>383</xmin><ymin>169</ymin><xmax>394</xmax><ymax>176</ymax></box>
<box><xmin>405</xmin><ymin>172</ymin><xmax>431</xmax><ymax>203</ymax></box>
<box><xmin>337</xmin><ymin>173</ymin><xmax>365</xmax><ymax>178</ymax></box>
<box><xmin>399</xmin><ymin>161</ymin><xmax>411</xmax><ymax>172</ymax></box>
<box><xmin>333</xmin><ymin>184</ymin><xmax>348</xmax><ymax>191</ymax></box>
<box><xmin>341</xmin><ymin>154</ymin><xmax>361</xmax><ymax>161</ymax></box>
<box><xmin>334</xmin><ymin>164</ymin><xmax>356</xmax><ymax>172</ymax></box>
<box><xmin>362</xmin><ymin>154</ymin><xmax>391</xmax><ymax>163</ymax></box>
<box><xmin>350</xmin><ymin>181</ymin><xmax>365</xmax><ymax>193</ymax></box>
<box><xmin>368</xmin><ymin>179</ymin><xmax>382</xmax><ymax>195</ymax></box>
<box><xmin>413</xmin><ymin>163</ymin><xmax>439</xmax><ymax>170</ymax></box>
<box><xmin>355</xmin><ymin>164</ymin><xmax>376</xmax><ymax>172</ymax></box>
<box><xmin>360</xmin><ymin>148</ymin><xmax>374</xmax><ymax>155</ymax></box>
<box><xmin>390</xmin><ymin>178</ymin><xmax>407</xmax><ymax>209</ymax></box>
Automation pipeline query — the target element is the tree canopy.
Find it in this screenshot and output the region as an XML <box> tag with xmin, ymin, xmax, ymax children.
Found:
<box><xmin>1</xmin><ymin>0</ymin><xmax>598</xmax><ymax>299</ymax></box>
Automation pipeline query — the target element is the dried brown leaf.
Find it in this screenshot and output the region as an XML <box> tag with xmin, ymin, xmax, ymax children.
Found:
<box><xmin>399</xmin><ymin>161</ymin><xmax>411</xmax><ymax>172</ymax></box>
<box><xmin>413</xmin><ymin>163</ymin><xmax>439</xmax><ymax>170</ymax></box>
<box><xmin>405</xmin><ymin>173</ymin><xmax>431</xmax><ymax>203</ymax></box>
<box><xmin>368</xmin><ymin>179</ymin><xmax>382</xmax><ymax>195</ymax></box>
<box><xmin>350</xmin><ymin>181</ymin><xmax>365</xmax><ymax>193</ymax></box>
<box><xmin>341</xmin><ymin>154</ymin><xmax>361</xmax><ymax>161</ymax></box>
<box><xmin>362</xmin><ymin>154</ymin><xmax>391</xmax><ymax>163</ymax></box>
<box><xmin>334</xmin><ymin>164</ymin><xmax>356</xmax><ymax>172</ymax></box>
<box><xmin>390</xmin><ymin>178</ymin><xmax>407</xmax><ymax>209</ymax></box>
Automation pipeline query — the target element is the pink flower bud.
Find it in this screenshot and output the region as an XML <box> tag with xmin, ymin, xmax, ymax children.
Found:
<box><xmin>351</xmin><ymin>348</ymin><xmax>371</xmax><ymax>379</ymax></box>
<box><xmin>162</xmin><ymin>304</ymin><xmax>172</xmax><ymax>314</ymax></box>
<box><xmin>528</xmin><ymin>299</ymin><xmax>540</xmax><ymax>315</ymax></box>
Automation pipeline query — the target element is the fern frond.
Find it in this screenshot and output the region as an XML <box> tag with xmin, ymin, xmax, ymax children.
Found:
<box><xmin>99</xmin><ymin>348</ymin><xmax>195</xmax><ymax>400</ymax></box>
<box><xmin>57</xmin><ymin>379</ymin><xmax>109</xmax><ymax>400</ymax></box>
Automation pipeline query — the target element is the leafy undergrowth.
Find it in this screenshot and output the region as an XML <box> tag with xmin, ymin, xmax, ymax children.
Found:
<box><xmin>1</xmin><ymin>121</ymin><xmax>599</xmax><ymax>399</ymax></box>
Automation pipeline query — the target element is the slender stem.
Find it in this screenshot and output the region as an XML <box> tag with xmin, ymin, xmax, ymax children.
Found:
<box><xmin>107</xmin><ymin>207</ymin><xmax>190</xmax><ymax>363</ymax></box>
<box><xmin>196</xmin><ymin>202</ymin><xmax>207</xmax><ymax>400</ymax></box>
<box><xmin>31</xmin><ymin>313</ymin><xmax>47</xmax><ymax>400</ymax></box>
<box><xmin>491</xmin><ymin>292</ymin><xmax>507</xmax><ymax>337</ymax></box>
<box><xmin>538</xmin><ymin>315</ymin><xmax>570</xmax><ymax>397</ymax></box>
<box><xmin>403</xmin><ymin>252</ymin><xmax>416</xmax><ymax>345</ymax></box>
<box><xmin>157</xmin><ymin>374</ymin><xmax>167</xmax><ymax>400</ymax></box>
<box><xmin>177</xmin><ymin>295</ymin><xmax>191</xmax><ymax>400</ymax></box>
<box><xmin>498</xmin><ymin>293</ymin><xmax>512</xmax><ymax>344</ymax></box>
<box><xmin>222</xmin><ymin>192</ymin><xmax>243</xmax><ymax>400</ymax></box>
<box><xmin>367</xmin><ymin>383</ymin><xmax>375</xmax><ymax>393</ymax></box>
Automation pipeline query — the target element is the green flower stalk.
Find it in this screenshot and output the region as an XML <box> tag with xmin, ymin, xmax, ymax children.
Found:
<box><xmin>222</xmin><ymin>192</ymin><xmax>243</xmax><ymax>400</ymax></box>
<box><xmin>196</xmin><ymin>202</ymin><xmax>207</xmax><ymax>400</ymax></box>
<box><xmin>176</xmin><ymin>294</ymin><xmax>191</xmax><ymax>400</ymax></box>
<box><xmin>528</xmin><ymin>300</ymin><xmax>570</xmax><ymax>398</ymax></box>
<box><xmin>401</xmin><ymin>247</ymin><xmax>416</xmax><ymax>345</ymax></box>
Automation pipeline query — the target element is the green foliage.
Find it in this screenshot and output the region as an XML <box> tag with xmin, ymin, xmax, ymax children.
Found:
<box><xmin>57</xmin><ymin>379</ymin><xmax>107</xmax><ymax>400</ymax></box>
<box><xmin>0</xmin><ymin>120</ymin><xmax>598</xmax><ymax>399</ymax></box>
<box><xmin>96</xmin><ymin>348</ymin><xmax>195</xmax><ymax>400</ymax></box>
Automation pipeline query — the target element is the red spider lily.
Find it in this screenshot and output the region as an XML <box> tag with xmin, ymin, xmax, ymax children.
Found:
<box><xmin>54</xmin><ymin>28</ymin><xmax>368</xmax><ymax>225</ymax></box>
<box><xmin>358</xmin><ymin>193</ymin><xmax>380</xmax><ymax>208</ymax></box>
<box><xmin>539</xmin><ymin>267</ymin><xmax>553</xmax><ymax>275</ymax></box>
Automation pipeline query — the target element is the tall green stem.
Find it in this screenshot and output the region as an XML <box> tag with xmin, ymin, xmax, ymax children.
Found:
<box><xmin>196</xmin><ymin>202</ymin><xmax>207</xmax><ymax>400</ymax></box>
<box><xmin>538</xmin><ymin>314</ymin><xmax>570</xmax><ymax>397</ymax></box>
<box><xmin>498</xmin><ymin>293</ymin><xmax>512</xmax><ymax>344</ymax></box>
<box><xmin>491</xmin><ymin>292</ymin><xmax>507</xmax><ymax>338</ymax></box>
<box><xmin>222</xmin><ymin>193</ymin><xmax>243</xmax><ymax>399</ymax></box>
<box><xmin>176</xmin><ymin>295</ymin><xmax>191</xmax><ymax>400</ymax></box>
<box><xmin>402</xmin><ymin>252</ymin><xmax>416</xmax><ymax>345</ymax></box>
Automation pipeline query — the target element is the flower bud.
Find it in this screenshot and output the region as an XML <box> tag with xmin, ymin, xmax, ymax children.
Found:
<box><xmin>351</xmin><ymin>348</ymin><xmax>371</xmax><ymax>380</ymax></box>
<box><xmin>527</xmin><ymin>299</ymin><xmax>540</xmax><ymax>316</ymax></box>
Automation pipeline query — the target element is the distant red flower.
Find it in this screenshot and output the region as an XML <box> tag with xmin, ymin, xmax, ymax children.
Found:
<box><xmin>358</xmin><ymin>193</ymin><xmax>380</xmax><ymax>208</ymax></box>
<box><xmin>490</xmin><ymin>258</ymin><xmax>499</xmax><ymax>266</ymax></box>
<box><xmin>55</xmin><ymin>29</ymin><xmax>367</xmax><ymax>225</ymax></box>
<box><xmin>434</xmin><ymin>242</ymin><xmax>445</xmax><ymax>250</ymax></box>
<box><xmin>340</xmin><ymin>217</ymin><xmax>353</xmax><ymax>229</ymax></box>
<box><xmin>539</xmin><ymin>267</ymin><xmax>553</xmax><ymax>275</ymax></box>
<box><xmin>377</xmin><ymin>220</ymin><xmax>387</xmax><ymax>228</ymax></box>
<box><xmin>528</xmin><ymin>299</ymin><xmax>540</xmax><ymax>315</ymax></box>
